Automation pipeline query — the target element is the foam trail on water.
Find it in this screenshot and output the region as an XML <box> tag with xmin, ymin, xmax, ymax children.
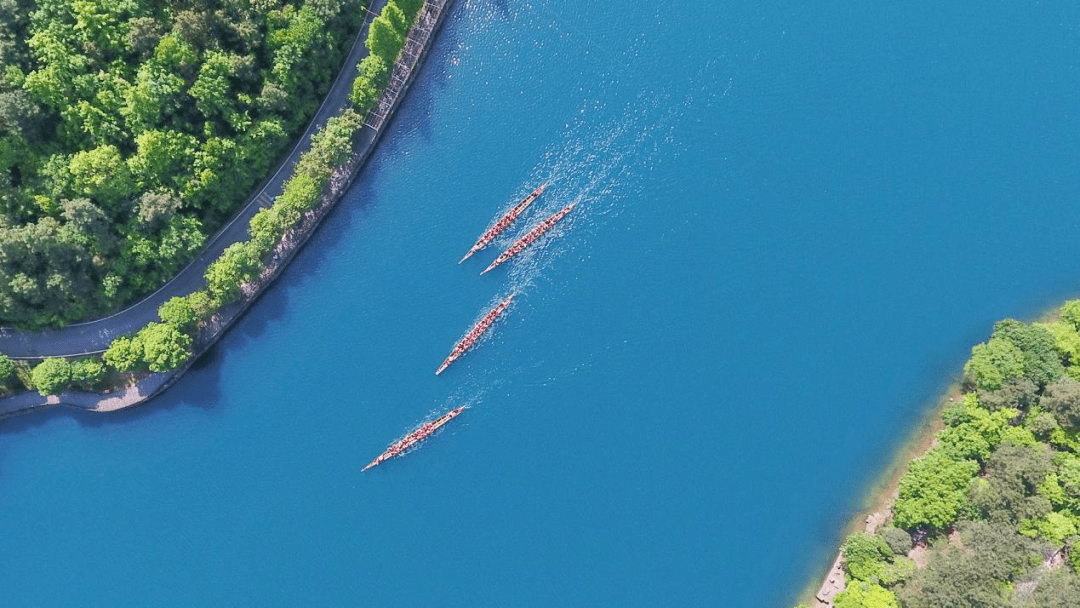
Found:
<box><xmin>496</xmin><ymin>89</ymin><xmax>681</xmax><ymax>291</ymax></box>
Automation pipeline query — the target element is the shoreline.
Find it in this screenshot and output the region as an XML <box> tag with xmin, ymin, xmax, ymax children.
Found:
<box><xmin>798</xmin><ymin>382</ymin><xmax>955</xmax><ymax>606</ymax></box>
<box><xmin>0</xmin><ymin>0</ymin><xmax>456</xmax><ymax>421</ymax></box>
<box><xmin>0</xmin><ymin>2</ymin><xmax>380</xmax><ymax>359</ymax></box>
<box><xmin>798</xmin><ymin>301</ymin><xmax>1071</xmax><ymax>607</ymax></box>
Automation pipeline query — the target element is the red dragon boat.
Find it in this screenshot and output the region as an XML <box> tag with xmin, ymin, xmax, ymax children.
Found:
<box><xmin>362</xmin><ymin>405</ymin><xmax>469</xmax><ymax>471</ymax></box>
<box><xmin>480</xmin><ymin>201</ymin><xmax>577</xmax><ymax>275</ymax></box>
<box><xmin>459</xmin><ymin>184</ymin><xmax>549</xmax><ymax>263</ymax></box>
<box><xmin>436</xmin><ymin>294</ymin><xmax>515</xmax><ymax>375</ymax></box>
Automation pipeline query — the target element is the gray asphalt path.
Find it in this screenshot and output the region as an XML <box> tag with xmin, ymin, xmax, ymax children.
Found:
<box><xmin>0</xmin><ymin>0</ymin><xmax>391</xmax><ymax>359</ymax></box>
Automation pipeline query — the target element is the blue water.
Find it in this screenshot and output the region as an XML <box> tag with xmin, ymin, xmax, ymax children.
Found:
<box><xmin>5</xmin><ymin>1</ymin><xmax>1080</xmax><ymax>605</ymax></box>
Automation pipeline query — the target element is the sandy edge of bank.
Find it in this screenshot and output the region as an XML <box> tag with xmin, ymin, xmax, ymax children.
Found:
<box><xmin>799</xmin><ymin>385</ymin><xmax>956</xmax><ymax>606</ymax></box>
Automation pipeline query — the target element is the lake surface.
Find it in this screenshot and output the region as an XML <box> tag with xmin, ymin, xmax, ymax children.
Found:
<box><xmin>4</xmin><ymin>1</ymin><xmax>1080</xmax><ymax>604</ymax></box>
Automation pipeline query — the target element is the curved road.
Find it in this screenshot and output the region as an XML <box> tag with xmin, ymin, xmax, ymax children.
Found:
<box><xmin>0</xmin><ymin>0</ymin><xmax>391</xmax><ymax>359</ymax></box>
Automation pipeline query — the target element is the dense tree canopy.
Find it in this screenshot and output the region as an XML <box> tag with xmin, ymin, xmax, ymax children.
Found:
<box><xmin>833</xmin><ymin>581</ymin><xmax>898</xmax><ymax>608</ymax></box>
<box><xmin>350</xmin><ymin>0</ymin><xmax>413</xmax><ymax>109</ymax></box>
<box><xmin>30</xmin><ymin>356</ymin><xmax>69</xmax><ymax>395</ymax></box>
<box><xmin>978</xmin><ymin>377</ymin><xmax>1038</xmax><ymax>412</ymax></box>
<box><xmin>0</xmin><ymin>352</ymin><xmax>15</xmax><ymax>382</ymax></box>
<box><xmin>992</xmin><ymin>319</ymin><xmax>1065</xmax><ymax>388</ymax></box>
<box><xmin>964</xmin><ymin>336</ymin><xmax>1026</xmax><ymax>392</ymax></box>
<box><xmin>970</xmin><ymin>443</ymin><xmax>1053</xmax><ymax>524</ymax></box>
<box><xmin>157</xmin><ymin>290</ymin><xmax>211</xmax><ymax>332</ymax></box>
<box><xmin>2</xmin><ymin>0</ymin><xmax>423</xmax><ymax>396</ymax></box>
<box><xmin>820</xmin><ymin>314</ymin><xmax>1080</xmax><ymax>608</ymax></box>
<box><xmin>1042</xmin><ymin>376</ymin><xmax>1080</xmax><ymax>431</ymax></box>
<box><xmin>134</xmin><ymin>321</ymin><xmax>190</xmax><ymax>371</ymax></box>
<box><xmin>842</xmin><ymin>532</ymin><xmax>894</xmax><ymax>582</ymax></box>
<box><xmin>892</xmin><ymin>448</ymin><xmax>979</xmax><ymax>530</ymax></box>
<box><xmin>70</xmin><ymin>356</ymin><xmax>106</xmax><ymax>388</ymax></box>
<box><xmin>102</xmin><ymin>334</ymin><xmax>139</xmax><ymax>371</ymax></box>
<box><xmin>0</xmin><ymin>0</ymin><xmax>364</xmax><ymax>328</ymax></box>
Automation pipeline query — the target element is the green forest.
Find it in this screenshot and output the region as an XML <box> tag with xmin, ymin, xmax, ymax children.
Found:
<box><xmin>0</xmin><ymin>0</ymin><xmax>365</xmax><ymax>328</ymax></box>
<box><xmin>0</xmin><ymin>0</ymin><xmax>422</xmax><ymax>396</ymax></box>
<box><xmin>800</xmin><ymin>305</ymin><xmax>1080</xmax><ymax>607</ymax></box>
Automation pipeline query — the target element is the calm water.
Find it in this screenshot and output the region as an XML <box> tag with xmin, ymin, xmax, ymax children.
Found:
<box><xmin>4</xmin><ymin>1</ymin><xmax>1080</xmax><ymax>605</ymax></box>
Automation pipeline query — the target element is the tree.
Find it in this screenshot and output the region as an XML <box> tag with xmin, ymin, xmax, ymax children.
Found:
<box><xmin>158</xmin><ymin>291</ymin><xmax>212</xmax><ymax>332</ymax></box>
<box><xmin>307</xmin><ymin>109</ymin><xmax>362</xmax><ymax>169</ymax></box>
<box><xmin>1021</xmin><ymin>511</ymin><xmax>1078</xmax><ymax>545</ymax></box>
<box><xmin>248</xmin><ymin>206</ymin><xmax>287</xmax><ymax>254</ymax></box>
<box><xmin>896</xmin><ymin>520</ymin><xmax>1044</xmax><ymax>607</ymax></box>
<box><xmin>0</xmin><ymin>352</ymin><xmax>15</xmax><ymax>382</ymax></box>
<box><xmin>170</xmin><ymin>9</ymin><xmax>214</xmax><ymax>52</ymax></box>
<box><xmin>236</xmin><ymin>117</ymin><xmax>286</xmax><ymax>177</ymax></box>
<box><xmin>970</xmin><ymin>443</ymin><xmax>1053</xmax><ymax>524</ymax></box>
<box><xmin>895</xmin><ymin>550</ymin><xmax>1008</xmax><ymax>608</ymax></box>
<box><xmin>877</xmin><ymin>556</ymin><xmax>915</xmax><ymax>586</ymax></box>
<box><xmin>125</xmin><ymin>16</ymin><xmax>162</xmax><ymax>58</ymax></box>
<box><xmin>350</xmin><ymin>53</ymin><xmax>388</xmax><ymax>111</ymax></box>
<box><xmin>67</xmin><ymin>144</ymin><xmax>135</xmax><ymax>210</ymax></box>
<box><xmin>892</xmin><ymin>448</ymin><xmax>979</xmax><ymax>530</ymax></box>
<box><xmin>988</xmin><ymin>442</ymin><xmax>1052</xmax><ymax>496</ymax></box>
<box><xmin>31</xmin><ymin>356</ymin><xmax>70</xmax><ymax>395</ymax></box>
<box><xmin>190</xmin><ymin>51</ymin><xmax>237</xmax><ymax>124</ymax></box>
<box><xmin>70</xmin><ymin>0</ymin><xmax>126</xmax><ymax>60</ymax></box>
<box><xmin>1018</xmin><ymin>568</ymin><xmax>1080</xmax><ymax>608</ymax></box>
<box><xmin>366</xmin><ymin>12</ymin><xmax>405</xmax><ymax>66</ymax></box>
<box><xmin>1038</xmin><ymin>320</ymin><xmax>1080</xmax><ymax>372</ymax></box>
<box><xmin>205</xmin><ymin>241</ymin><xmax>263</xmax><ymax>304</ymax></box>
<box><xmin>0</xmin><ymin>0</ymin><xmax>362</xmax><ymax>330</ymax></box>
<box><xmin>383</xmin><ymin>2</ymin><xmax>408</xmax><ymax>35</ymax></box>
<box><xmin>395</xmin><ymin>0</ymin><xmax>425</xmax><ymax>23</ymax></box>
<box><xmin>155</xmin><ymin>216</ymin><xmax>205</xmax><ymax>273</ymax></box>
<box><xmin>1062</xmin><ymin>299</ymin><xmax>1080</xmax><ymax>331</ymax></box>
<box><xmin>113</xmin><ymin>215</ymin><xmax>204</xmax><ymax>301</ymax></box>
<box><xmin>880</xmin><ymin>527</ymin><xmax>912</xmax><ymax>556</ymax></box>
<box><xmin>1042</xmin><ymin>376</ymin><xmax>1080</xmax><ymax>431</ymax></box>
<box><xmin>1038</xmin><ymin>452</ymin><xmax>1080</xmax><ymax>512</ymax></box>
<box><xmin>61</xmin><ymin>197</ymin><xmax>115</xmax><ymax>254</ymax></box>
<box><xmin>0</xmin><ymin>216</ymin><xmax>98</xmax><ymax>328</ymax></box>
<box><xmin>842</xmin><ymin>532</ymin><xmax>893</xmax><ymax>582</ymax></box>
<box><xmin>0</xmin><ymin>87</ymin><xmax>46</xmax><ymax>143</ymax></box>
<box><xmin>126</xmin><ymin>129</ymin><xmax>198</xmax><ymax>192</ymax></box>
<box><xmin>935</xmin><ymin>393</ymin><xmax>1024</xmax><ymax>463</ymax></box>
<box><xmin>256</xmin><ymin>80</ymin><xmax>289</xmax><ymax>113</ymax></box>
<box><xmin>832</xmin><ymin>582</ymin><xmax>897</xmax><ymax>608</ymax></box>
<box><xmin>22</xmin><ymin>25</ymin><xmax>88</xmax><ymax>108</ymax></box>
<box><xmin>976</xmin><ymin>377</ymin><xmax>1037</xmax><ymax>412</ymax></box>
<box><xmin>70</xmin><ymin>356</ymin><xmax>105</xmax><ymax>388</ymax></box>
<box><xmin>150</xmin><ymin>33</ymin><xmax>198</xmax><ymax>80</ymax></box>
<box><xmin>134</xmin><ymin>322</ymin><xmax>191</xmax><ymax>372</ymax></box>
<box><xmin>957</xmin><ymin>520</ymin><xmax>1041</xmax><ymax>581</ymax></box>
<box><xmin>991</xmin><ymin>319</ymin><xmax>1064</xmax><ymax>387</ymax></box>
<box><xmin>275</xmin><ymin>169</ymin><xmax>326</xmax><ymax>224</ymax></box>
<box><xmin>964</xmin><ymin>337</ymin><xmax>1025</xmax><ymax>391</ymax></box>
<box><xmin>1025</xmin><ymin>408</ymin><xmax>1060</xmax><ymax>440</ymax></box>
<box><xmin>121</xmin><ymin>60</ymin><xmax>186</xmax><ymax>133</ymax></box>
<box><xmin>131</xmin><ymin>190</ymin><xmax>182</xmax><ymax>235</ymax></box>
<box><xmin>267</xmin><ymin>5</ymin><xmax>331</xmax><ymax>110</ymax></box>
<box><xmin>183</xmin><ymin>136</ymin><xmax>246</xmax><ymax>213</ymax></box>
<box><xmin>103</xmin><ymin>335</ymin><xmax>139</xmax><ymax>371</ymax></box>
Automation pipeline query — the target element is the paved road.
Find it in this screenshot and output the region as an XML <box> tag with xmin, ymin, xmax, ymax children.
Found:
<box><xmin>0</xmin><ymin>0</ymin><xmax>391</xmax><ymax>359</ymax></box>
